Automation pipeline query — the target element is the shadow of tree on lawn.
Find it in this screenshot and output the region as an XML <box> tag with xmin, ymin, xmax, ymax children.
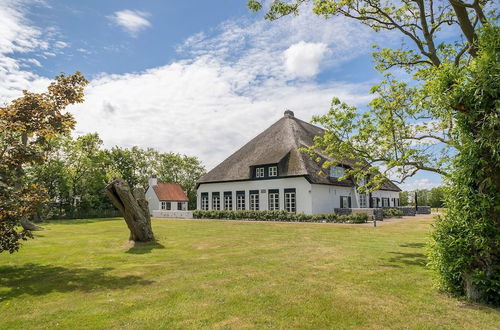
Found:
<box><xmin>399</xmin><ymin>242</ymin><xmax>426</xmax><ymax>248</ymax></box>
<box><xmin>0</xmin><ymin>263</ymin><xmax>153</xmax><ymax>301</ymax></box>
<box><xmin>387</xmin><ymin>251</ymin><xmax>427</xmax><ymax>267</ymax></box>
<box><xmin>126</xmin><ymin>241</ymin><xmax>166</xmax><ymax>255</ymax></box>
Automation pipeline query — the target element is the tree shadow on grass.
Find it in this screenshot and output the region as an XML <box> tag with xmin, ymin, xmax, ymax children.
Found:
<box><xmin>46</xmin><ymin>218</ymin><xmax>122</xmax><ymax>225</ymax></box>
<box><xmin>126</xmin><ymin>241</ymin><xmax>166</xmax><ymax>255</ymax></box>
<box><xmin>387</xmin><ymin>251</ymin><xmax>427</xmax><ymax>267</ymax></box>
<box><xmin>400</xmin><ymin>243</ymin><xmax>426</xmax><ymax>248</ymax></box>
<box><xmin>0</xmin><ymin>263</ymin><xmax>153</xmax><ymax>302</ymax></box>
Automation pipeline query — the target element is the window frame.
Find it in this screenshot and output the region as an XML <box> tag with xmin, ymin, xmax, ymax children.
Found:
<box><xmin>284</xmin><ymin>188</ymin><xmax>296</xmax><ymax>213</ymax></box>
<box><xmin>359</xmin><ymin>193</ymin><xmax>367</xmax><ymax>208</ymax></box>
<box><xmin>268</xmin><ymin>166</ymin><xmax>278</xmax><ymax>177</ymax></box>
<box><xmin>249</xmin><ymin>190</ymin><xmax>259</xmax><ymax>211</ymax></box>
<box><xmin>382</xmin><ymin>197</ymin><xmax>390</xmax><ymax>207</ymax></box>
<box><xmin>340</xmin><ymin>196</ymin><xmax>351</xmax><ymax>209</ymax></box>
<box><xmin>256</xmin><ymin>167</ymin><xmax>265</xmax><ymax>178</ymax></box>
<box><xmin>268</xmin><ymin>189</ymin><xmax>279</xmax><ymax>211</ymax></box>
<box><xmin>201</xmin><ymin>193</ymin><xmax>209</xmax><ymax>210</ymax></box>
<box><xmin>212</xmin><ymin>192</ymin><xmax>220</xmax><ymax>210</ymax></box>
<box><xmin>236</xmin><ymin>191</ymin><xmax>245</xmax><ymax>210</ymax></box>
<box><xmin>330</xmin><ymin>166</ymin><xmax>345</xmax><ymax>178</ymax></box>
<box><xmin>224</xmin><ymin>192</ymin><xmax>232</xmax><ymax>210</ymax></box>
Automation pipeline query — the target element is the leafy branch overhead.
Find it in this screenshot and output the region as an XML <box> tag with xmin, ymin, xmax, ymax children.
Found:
<box><xmin>249</xmin><ymin>0</ymin><xmax>494</xmax><ymax>190</ymax></box>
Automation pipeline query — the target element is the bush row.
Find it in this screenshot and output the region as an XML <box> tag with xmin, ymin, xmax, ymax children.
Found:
<box><xmin>192</xmin><ymin>210</ymin><xmax>369</xmax><ymax>224</ymax></box>
<box><xmin>383</xmin><ymin>208</ymin><xmax>404</xmax><ymax>218</ymax></box>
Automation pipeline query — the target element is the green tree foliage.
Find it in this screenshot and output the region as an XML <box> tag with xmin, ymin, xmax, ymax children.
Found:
<box><xmin>0</xmin><ymin>72</ymin><xmax>88</xmax><ymax>253</ymax></box>
<box><xmin>428</xmin><ymin>26</ymin><xmax>499</xmax><ymax>305</ymax></box>
<box><xmin>156</xmin><ymin>153</ymin><xmax>206</xmax><ymax>210</ymax></box>
<box><xmin>29</xmin><ymin>138</ymin><xmax>206</xmax><ymax>218</ymax></box>
<box><xmin>249</xmin><ymin>0</ymin><xmax>498</xmax><ymax>304</ymax></box>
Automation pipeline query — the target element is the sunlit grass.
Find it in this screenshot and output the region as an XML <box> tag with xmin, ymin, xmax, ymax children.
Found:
<box><xmin>0</xmin><ymin>216</ymin><xmax>498</xmax><ymax>329</ymax></box>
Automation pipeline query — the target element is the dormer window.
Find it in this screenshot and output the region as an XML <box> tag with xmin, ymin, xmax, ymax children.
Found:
<box><xmin>269</xmin><ymin>166</ymin><xmax>278</xmax><ymax>177</ymax></box>
<box><xmin>256</xmin><ymin>167</ymin><xmax>265</xmax><ymax>178</ymax></box>
<box><xmin>330</xmin><ymin>166</ymin><xmax>345</xmax><ymax>178</ymax></box>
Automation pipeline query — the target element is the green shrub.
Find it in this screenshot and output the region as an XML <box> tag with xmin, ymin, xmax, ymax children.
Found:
<box><xmin>193</xmin><ymin>210</ymin><xmax>367</xmax><ymax>224</ymax></box>
<box><xmin>349</xmin><ymin>213</ymin><xmax>369</xmax><ymax>224</ymax></box>
<box><xmin>383</xmin><ymin>208</ymin><xmax>403</xmax><ymax>218</ymax></box>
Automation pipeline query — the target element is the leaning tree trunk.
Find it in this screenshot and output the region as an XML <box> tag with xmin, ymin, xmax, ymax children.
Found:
<box><xmin>105</xmin><ymin>178</ymin><xmax>155</xmax><ymax>242</ymax></box>
<box><xmin>20</xmin><ymin>218</ymin><xmax>43</xmax><ymax>231</ymax></box>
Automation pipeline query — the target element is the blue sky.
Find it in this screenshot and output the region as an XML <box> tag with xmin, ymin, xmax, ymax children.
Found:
<box><xmin>1</xmin><ymin>0</ymin><xmax>443</xmax><ymax>190</ymax></box>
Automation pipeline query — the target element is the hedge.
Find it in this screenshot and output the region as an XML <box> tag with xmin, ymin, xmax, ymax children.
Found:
<box><xmin>192</xmin><ymin>210</ymin><xmax>369</xmax><ymax>224</ymax></box>
<box><xmin>382</xmin><ymin>208</ymin><xmax>403</xmax><ymax>218</ymax></box>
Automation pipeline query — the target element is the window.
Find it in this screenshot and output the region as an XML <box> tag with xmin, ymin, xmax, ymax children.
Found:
<box><xmin>212</xmin><ymin>192</ymin><xmax>220</xmax><ymax>210</ymax></box>
<box><xmin>250</xmin><ymin>190</ymin><xmax>259</xmax><ymax>211</ymax></box>
<box><xmin>236</xmin><ymin>191</ymin><xmax>245</xmax><ymax>210</ymax></box>
<box><xmin>284</xmin><ymin>188</ymin><xmax>296</xmax><ymax>213</ymax></box>
<box><xmin>256</xmin><ymin>167</ymin><xmax>265</xmax><ymax>178</ymax></box>
<box><xmin>161</xmin><ymin>201</ymin><xmax>171</xmax><ymax>210</ymax></box>
<box><xmin>358</xmin><ymin>176</ymin><xmax>366</xmax><ymax>186</ymax></box>
<box><xmin>359</xmin><ymin>193</ymin><xmax>367</xmax><ymax>208</ymax></box>
<box><xmin>330</xmin><ymin>166</ymin><xmax>345</xmax><ymax>178</ymax></box>
<box><xmin>371</xmin><ymin>197</ymin><xmax>380</xmax><ymax>208</ymax></box>
<box><xmin>224</xmin><ymin>192</ymin><xmax>232</xmax><ymax>210</ymax></box>
<box><xmin>340</xmin><ymin>196</ymin><xmax>351</xmax><ymax>208</ymax></box>
<box><xmin>268</xmin><ymin>189</ymin><xmax>279</xmax><ymax>210</ymax></box>
<box><xmin>177</xmin><ymin>202</ymin><xmax>183</xmax><ymax>211</ymax></box>
<box><xmin>382</xmin><ymin>198</ymin><xmax>390</xmax><ymax>207</ymax></box>
<box><xmin>201</xmin><ymin>193</ymin><xmax>209</xmax><ymax>210</ymax></box>
<box><xmin>395</xmin><ymin>198</ymin><xmax>400</xmax><ymax>206</ymax></box>
<box><xmin>269</xmin><ymin>166</ymin><xmax>278</xmax><ymax>177</ymax></box>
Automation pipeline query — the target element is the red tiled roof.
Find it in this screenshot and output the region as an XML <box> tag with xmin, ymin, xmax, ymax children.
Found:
<box><xmin>152</xmin><ymin>183</ymin><xmax>188</xmax><ymax>201</ymax></box>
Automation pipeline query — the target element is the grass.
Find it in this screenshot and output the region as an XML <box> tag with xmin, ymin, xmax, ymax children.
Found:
<box><xmin>0</xmin><ymin>216</ymin><xmax>498</xmax><ymax>329</ymax></box>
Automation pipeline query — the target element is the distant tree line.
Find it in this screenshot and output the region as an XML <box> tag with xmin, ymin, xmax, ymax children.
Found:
<box><xmin>27</xmin><ymin>133</ymin><xmax>205</xmax><ymax>220</ymax></box>
<box><xmin>399</xmin><ymin>187</ymin><xmax>446</xmax><ymax>208</ymax></box>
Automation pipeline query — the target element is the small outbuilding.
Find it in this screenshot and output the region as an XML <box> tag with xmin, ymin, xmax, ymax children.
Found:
<box><xmin>145</xmin><ymin>177</ymin><xmax>189</xmax><ymax>216</ymax></box>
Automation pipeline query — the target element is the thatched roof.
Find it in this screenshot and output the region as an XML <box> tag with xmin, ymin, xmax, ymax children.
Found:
<box><xmin>198</xmin><ymin>111</ymin><xmax>401</xmax><ymax>192</ymax></box>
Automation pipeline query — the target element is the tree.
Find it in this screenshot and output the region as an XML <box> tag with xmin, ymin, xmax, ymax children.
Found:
<box><xmin>428</xmin><ymin>186</ymin><xmax>446</xmax><ymax>208</ymax></box>
<box><xmin>155</xmin><ymin>153</ymin><xmax>205</xmax><ymax>210</ymax></box>
<box><xmin>0</xmin><ymin>72</ymin><xmax>88</xmax><ymax>253</ymax></box>
<box><xmin>249</xmin><ymin>1</ymin><xmax>498</xmax><ymax>304</ymax></box>
<box><xmin>106</xmin><ymin>178</ymin><xmax>154</xmax><ymax>242</ymax></box>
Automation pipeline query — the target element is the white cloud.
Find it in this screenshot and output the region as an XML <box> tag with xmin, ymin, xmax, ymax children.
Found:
<box><xmin>0</xmin><ymin>2</ymin><xmax>379</xmax><ymax>171</ymax></box>
<box><xmin>284</xmin><ymin>41</ymin><xmax>329</xmax><ymax>78</ymax></box>
<box><xmin>0</xmin><ymin>0</ymin><xmax>51</xmax><ymax>102</ymax></box>
<box><xmin>71</xmin><ymin>9</ymin><xmax>378</xmax><ymax>169</ymax></box>
<box><xmin>400</xmin><ymin>178</ymin><xmax>441</xmax><ymax>191</ymax></box>
<box><xmin>108</xmin><ymin>10</ymin><xmax>151</xmax><ymax>37</ymax></box>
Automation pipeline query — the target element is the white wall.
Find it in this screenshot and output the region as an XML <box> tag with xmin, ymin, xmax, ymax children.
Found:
<box><xmin>145</xmin><ymin>186</ymin><xmax>160</xmax><ymax>214</ymax></box>
<box><xmin>197</xmin><ymin>177</ymin><xmax>312</xmax><ymax>214</ymax></box>
<box><xmin>310</xmin><ymin>185</ymin><xmax>356</xmax><ymax>214</ymax></box>
<box><xmin>371</xmin><ymin>190</ymin><xmax>400</xmax><ymax>207</ymax></box>
<box><xmin>197</xmin><ymin>178</ymin><xmax>400</xmax><ymax>214</ymax></box>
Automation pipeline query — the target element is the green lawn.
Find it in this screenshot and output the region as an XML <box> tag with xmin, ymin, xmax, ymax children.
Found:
<box><xmin>0</xmin><ymin>216</ymin><xmax>498</xmax><ymax>329</ymax></box>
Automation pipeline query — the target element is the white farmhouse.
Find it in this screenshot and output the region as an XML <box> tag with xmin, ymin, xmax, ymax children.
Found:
<box><xmin>145</xmin><ymin>177</ymin><xmax>189</xmax><ymax>215</ymax></box>
<box><xmin>196</xmin><ymin>110</ymin><xmax>401</xmax><ymax>214</ymax></box>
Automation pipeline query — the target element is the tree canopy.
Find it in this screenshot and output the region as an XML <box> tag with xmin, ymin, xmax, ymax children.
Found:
<box><xmin>1</xmin><ymin>72</ymin><xmax>88</xmax><ymax>253</ymax></box>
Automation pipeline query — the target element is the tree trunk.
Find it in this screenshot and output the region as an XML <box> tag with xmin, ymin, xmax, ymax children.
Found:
<box><xmin>20</xmin><ymin>218</ymin><xmax>43</xmax><ymax>231</ymax></box>
<box><xmin>105</xmin><ymin>178</ymin><xmax>155</xmax><ymax>242</ymax></box>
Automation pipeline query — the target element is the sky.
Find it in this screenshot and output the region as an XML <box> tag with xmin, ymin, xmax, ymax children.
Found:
<box><xmin>1</xmin><ymin>0</ymin><xmax>443</xmax><ymax>190</ymax></box>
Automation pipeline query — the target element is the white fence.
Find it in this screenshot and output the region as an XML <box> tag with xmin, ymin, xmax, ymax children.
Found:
<box><xmin>152</xmin><ymin>210</ymin><xmax>193</xmax><ymax>219</ymax></box>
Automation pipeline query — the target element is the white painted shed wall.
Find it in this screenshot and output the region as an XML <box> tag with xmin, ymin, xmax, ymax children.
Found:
<box><xmin>145</xmin><ymin>186</ymin><xmax>160</xmax><ymax>215</ymax></box>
